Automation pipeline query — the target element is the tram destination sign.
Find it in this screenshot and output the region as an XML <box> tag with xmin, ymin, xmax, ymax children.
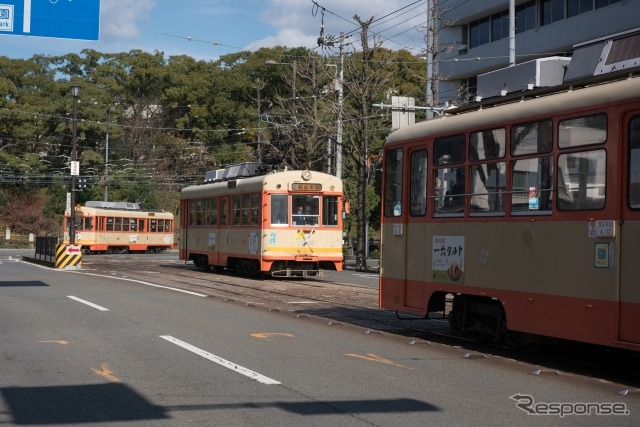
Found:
<box><xmin>0</xmin><ymin>0</ymin><xmax>100</xmax><ymax>41</ymax></box>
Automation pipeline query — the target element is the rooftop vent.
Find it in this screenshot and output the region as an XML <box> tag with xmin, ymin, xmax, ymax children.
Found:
<box><xmin>476</xmin><ymin>57</ymin><xmax>570</xmax><ymax>101</ymax></box>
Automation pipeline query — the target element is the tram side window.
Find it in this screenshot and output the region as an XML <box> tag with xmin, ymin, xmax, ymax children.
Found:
<box><xmin>76</xmin><ymin>217</ymin><xmax>92</xmax><ymax>231</ymax></box>
<box><xmin>434</xmin><ymin>135</ymin><xmax>466</xmax><ymax>216</ymax></box>
<box><xmin>232</xmin><ymin>195</ymin><xmax>241</xmax><ymax>226</ymax></box>
<box><xmin>106</xmin><ymin>217</ymin><xmax>114</xmax><ymax>231</ymax></box>
<box><xmin>210</xmin><ymin>198</ymin><xmax>218</xmax><ymax>226</ymax></box>
<box><xmin>271</xmin><ymin>194</ymin><xmax>288</xmax><ymax>225</ymax></box>
<box><xmin>203</xmin><ymin>199</ymin><xmax>212</xmax><ymax>225</ymax></box>
<box><xmin>511</xmin><ymin>120</ymin><xmax>552</xmax><ymax>156</ymax></box>
<box><xmin>250</xmin><ymin>193</ymin><xmax>260</xmax><ymax>226</ymax></box>
<box><xmin>220</xmin><ymin>198</ymin><xmax>228</xmax><ymax>225</ymax></box>
<box><xmin>122</xmin><ymin>217</ymin><xmax>130</xmax><ymax>231</ymax></box>
<box><xmin>410</xmin><ymin>150</ymin><xmax>428</xmax><ymax>216</ymax></box>
<box><xmin>629</xmin><ymin>117</ymin><xmax>640</xmax><ymax>209</ymax></box>
<box><xmin>139</xmin><ymin>219</ymin><xmax>145</xmax><ymax>232</ymax></box>
<box><xmin>165</xmin><ymin>220</ymin><xmax>172</xmax><ymax>232</ymax></box>
<box><xmin>557</xmin><ymin>150</ymin><xmax>606</xmax><ymax>210</ymax></box>
<box><xmin>557</xmin><ymin>114</ymin><xmax>608</xmax><ymax>211</ymax></box>
<box><xmin>322</xmin><ymin>196</ymin><xmax>339</xmax><ymax>227</ymax></box>
<box><xmin>129</xmin><ymin>218</ymin><xmax>137</xmax><ymax>232</ymax></box>
<box><xmin>196</xmin><ymin>199</ymin><xmax>203</xmax><ymax>225</ymax></box>
<box><xmin>470</xmin><ymin>129</ymin><xmax>506</xmax><ymax>215</ymax></box>
<box><xmin>435</xmin><ymin>167</ymin><xmax>465</xmax><ymax>215</ymax></box>
<box><xmin>384</xmin><ymin>148</ymin><xmax>403</xmax><ymax>217</ymax></box>
<box><xmin>115</xmin><ymin>217</ymin><xmax>122</xmax><ymax>231</ymax></box>
<box><xmin>558</xmin><ymin>114</ymin><xmax>607</xmax><ymax>148</ymax></box>
<box><xmin>150</xmin><ymin>219</ymin><xmax>157</xmax><ymax>232</ymax></box>
<box><xmin>189</xmin><ymin>200</ymin><xmax>197</xmax><ymax>225</ymax></box>
<box><xmin>511</xmin><ymin>120</ymin><xmax>553</xmax><ymax>215</ymax></box>
<box><xmin>511</xmin><ymin>157</ymin><xmax>553</xmax><ymax>214</ymax></box>
<box><xmin>241</xmin><ymin>194</ymin><xmax>251</xmax><ymax>226</ymax></box>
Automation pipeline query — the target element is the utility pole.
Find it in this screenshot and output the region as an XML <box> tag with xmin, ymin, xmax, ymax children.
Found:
<box><xmin>336</xmin><ymin>32</ymin><xmax>344</xmax><ymax>180</ymax></box>
<box><xmin>69</xmin><ymin>85</ymin><xmax>80</xmax><ymax>245</ymax></box>
<box><xmin>425</xmin><ymin>0</ymin><xmax>438</xmax><ymax>120</ymax></box>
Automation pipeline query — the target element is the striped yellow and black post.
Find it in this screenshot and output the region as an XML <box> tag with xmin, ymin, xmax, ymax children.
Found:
<box><xmin>56</xmin><ymin>244</ymin><xmax>82</xmax><ymax>269</ymax></box>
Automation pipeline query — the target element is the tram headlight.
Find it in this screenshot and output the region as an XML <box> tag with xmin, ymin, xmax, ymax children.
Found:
<box><xmin>301</xmin><ymin>170</ymin><xmax>312</xmax><ymax>181</ymax></box>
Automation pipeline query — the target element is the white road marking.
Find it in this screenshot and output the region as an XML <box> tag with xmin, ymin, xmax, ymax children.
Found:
<box><xmin>352</xmin><ymin>273</ymin><xmax>379</xmax><ymax>278</ymax></box>
<box><xmin>160</xmin><ymin>335</ymin><xmax>281</xmax><ymax>385</ymax></box>
<box><xmin>74</xmin><ymin>272</ymin><xmax>207</xmax><ymax>297</ymax></box>
<box><xmin>67</xmin><ymin>296</ymin><xmax>110</xmax><ymax>311</ymax></box>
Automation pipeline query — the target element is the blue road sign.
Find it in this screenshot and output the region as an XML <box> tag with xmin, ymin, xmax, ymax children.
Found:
<box><xmin>0</xmin><ymin>0</ymin><xmax>100</xmax><ymax>41</ymax></box>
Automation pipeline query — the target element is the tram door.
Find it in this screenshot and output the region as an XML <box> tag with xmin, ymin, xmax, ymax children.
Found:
<box><xmin>403</xmin><ymin>148</ymin><xmax>429</xmax><ymax>309</ymax></box>
<box><xmin>380</xmin><ymin>148</ymin><xmax>408</xmax><ymax>308</ymax></box>
<box><xmin>619</xmin><ymin>114</ymin><xmax>640</xmax><ymax>344</ymax></box>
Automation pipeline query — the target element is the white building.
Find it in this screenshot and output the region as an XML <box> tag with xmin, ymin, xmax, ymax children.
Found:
<box><xmin>435</xmin><ymin>0</ymin><xmax>640</xmax><ymax>104</ymax></box>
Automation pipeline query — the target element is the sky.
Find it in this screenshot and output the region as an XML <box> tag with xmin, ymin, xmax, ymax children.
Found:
<box><xmin>0</xmin><ymin>0</ymin><xmax>430</xmax><ymax>61</ymax></box>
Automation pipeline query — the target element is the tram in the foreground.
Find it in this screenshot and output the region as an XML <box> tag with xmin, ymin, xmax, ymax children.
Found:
<box><xmin>380</xmin><ymin>34</ymin><xmax>640</xmax><ymax>351</ymax></box>
<box><xmin>179</xmin><ymin>163</ymin><xmax>343</xmax><ymax>277</ymax></box>
<box><xmin>63</xmin><ymin>201</ymin><xmax>174</xmax><ymax>253</ymax></box>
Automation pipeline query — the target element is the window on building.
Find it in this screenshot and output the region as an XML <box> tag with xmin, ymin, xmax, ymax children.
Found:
<box><xmin>516</xmin><ymin>0</ymin><xmax>537</xmax><ymax>34</ymax></box>
<box><xmin>469</xmin><ymin>16</ymin><xmax>490</xmax><ymax>48</ymax></box>
<box><xmin>568</xmin><ymin>0</ymin><xmax>594</xmax><ymax>17</ymax></box>
<box><xmin>541</xmin><ymin>0</ymin><xmax>565</xmax><ymax>26</ymax></box>
<box><xmin>597</xmin><ymin>0</ymin><xmax>621</xmax><ymax>9</ymax></box>
<box><xmin>491</xmin><ymin>10</ymin><xmax>509</xmax><ymax>42</ymax></box>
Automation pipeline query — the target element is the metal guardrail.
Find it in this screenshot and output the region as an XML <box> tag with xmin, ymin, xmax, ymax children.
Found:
<box><xmin>33</xmin><ymin>236</ymin><xmax>59</xmax><ymax>264</ymax></box>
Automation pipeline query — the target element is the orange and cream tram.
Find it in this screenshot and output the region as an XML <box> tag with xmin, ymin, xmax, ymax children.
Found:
<box><xmin>180</xmin><ymin>163</ymin><xmax>343</xmax><ymax>277</ymax></box>
<box><xmin>380</xmin><ymin>36</ymin><xmax>640</xmax><ymax>351</ymax></box>
<box><xmin>63</xmin><ymin>201</ymin><xmax>174</xmax><ymax>253</ymax></box>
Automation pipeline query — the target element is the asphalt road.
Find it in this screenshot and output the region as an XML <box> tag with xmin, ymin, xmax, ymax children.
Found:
<box><xmin>1</xmin><ymin>250</ymin><xmax>639</xmax><ymax>426</ymax></box>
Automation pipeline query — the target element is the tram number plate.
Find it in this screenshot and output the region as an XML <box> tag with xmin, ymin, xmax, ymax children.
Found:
<box><xmin>588</xmin><ymin>220</ymin><xmax>614</xmax><ymax>238</ymax></box>
<box><xmin>393</xmin><ymin>223</ymin><xmax>403</xmax><ymax>236</ymax></box>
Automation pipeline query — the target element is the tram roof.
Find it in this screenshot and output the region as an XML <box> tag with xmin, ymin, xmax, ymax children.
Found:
<box><xmin>385</xmin><ymin>73</ymin><xmax>640</xmax><ymax>147</ymax></box>
<box><xmin>181</xmin><ymin>169</ymin><xmax>343</xmax><ymax>198</ymax></box>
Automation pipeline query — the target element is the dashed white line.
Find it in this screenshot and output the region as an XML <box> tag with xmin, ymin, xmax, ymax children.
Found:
<box><xmin>67</xmin><ymin>296</ymin><xmax>110</xmax><ymax>311</ymax></box>
<box><xmin>159</xmin><ymin>335</ymin><xmax>281</xmax><ymax>385</ymax></box>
